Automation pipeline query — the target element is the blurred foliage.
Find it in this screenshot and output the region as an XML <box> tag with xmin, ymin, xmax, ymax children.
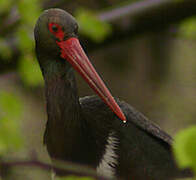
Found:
<box><xmin>56</xmin><ymin>176</ymin><xmax>94</xmax><ymax>180</ymax></box>
<box><xmin>18</xmin><ymin>54</ymin><xmax>43</xmax><ymax>86</ymax></box>
<box><xmin>0</xmin><ymin>91</ymin><xmax>23</xmax><ymax>154</ymax></box>
<box><xmin>173</xmin><ymin>126</ymin><xmax>196</xmax><ymax>177</ymax></box>
<box><xmin>0</xmin><ymin>39</ymin><xmax>12</xmax><ymax>60</ymax></box>
<box><xmin>179</xmin><ymin>17</ymin><xmax>196</xmax><ymax>39</ymax></box>
<box><xmin>16</xmin><ymin>0</ymin><xmax>43</xmax><ymax>86</ymax></box>
<box><xmin>0</xmin><ymin>0</ymin><xmax>13</xmax><ymax>13</ymax></box>
<box><xmin>75</xmin><ymin>9</ymin><xmax>112</xmax><ymax>43</ymax></box>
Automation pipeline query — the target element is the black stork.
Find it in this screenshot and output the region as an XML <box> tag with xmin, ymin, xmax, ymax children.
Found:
<box><xmin>34</xmin><ymin>8</ymin><xmax>192</xmax><ymax>180</ymax></box>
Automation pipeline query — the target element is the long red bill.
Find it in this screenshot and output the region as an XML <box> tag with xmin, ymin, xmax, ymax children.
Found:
<box><xmin>57</xmin><ymin>37</ymin><xmax>126</xmax><ymax>123</ymax></box>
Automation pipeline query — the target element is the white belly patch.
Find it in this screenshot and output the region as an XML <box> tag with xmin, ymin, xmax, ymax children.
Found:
<box><xmin>96</xmin><ymin>132</ymin><xmax>119</xmax><ymax>178</ymax></box>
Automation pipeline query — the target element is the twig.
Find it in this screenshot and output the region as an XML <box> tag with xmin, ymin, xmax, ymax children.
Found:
<box><xmin>0</xmin><ymin>159</ymin><xmax>111</xmax><ymax>180</ymax></box>
<box><xmin>83</xmin><ymin>0</ymin><xmax>196</xmax><ymax>51</ymax></box>
<box><xmin>98</xmin><ymin>0</ymin><xmax>196</xmax><ymax>22</ymax></box>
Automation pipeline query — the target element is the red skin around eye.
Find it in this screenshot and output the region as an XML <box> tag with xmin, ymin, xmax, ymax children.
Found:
<box><xmin>48</xmin><ymin>23</ymin><xmax>64</xmax><ymax>41</ymax></box>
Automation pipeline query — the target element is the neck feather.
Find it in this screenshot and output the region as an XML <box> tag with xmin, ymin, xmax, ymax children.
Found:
<box><xmin>42</xmin><ymin>58</ymin><xmax>86</xmax><ymax>161</ymax></box>
<box><xmin>45</xmin><ymin>66</ymin><xmax>81</xmax><ymax>127</ymax></box>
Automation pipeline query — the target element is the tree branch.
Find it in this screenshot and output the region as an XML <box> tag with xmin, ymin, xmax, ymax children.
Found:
<box><xmin>81</xmin><ymin>0</ymin><xmax>196</xmax><ymax>51</ymax></box>
<box><xmin>0</xmin><ymin>158</ymin><xmax>111</xmax><ymax>180</ymax></box>
<box><xmin>98</xmin><ymin>0</ymin><xmax>196</xmax><ymax>22</ymax></box>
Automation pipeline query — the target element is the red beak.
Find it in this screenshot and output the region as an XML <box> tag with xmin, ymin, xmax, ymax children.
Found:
<box><xmin>57</xmin><ymin>37</ymin><xmax>126</xmax><ymax>123</ymax></box>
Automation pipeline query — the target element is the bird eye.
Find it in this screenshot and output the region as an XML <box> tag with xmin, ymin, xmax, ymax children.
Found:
<box><xmin>52</xmin><ymin>25</ymin><xmax>58</xmax><ymax>32</ymax></box>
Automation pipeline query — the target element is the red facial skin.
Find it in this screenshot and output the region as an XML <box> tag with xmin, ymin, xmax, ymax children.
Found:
<box><xmin>49</xmin><ymin>23</ymin><xmax>64</xmax><ymax>41</ymax></box>
<box><xmin>48</xmin><ymin>22</ymin><xmax>126</xmax><ymax>123</ymax></box>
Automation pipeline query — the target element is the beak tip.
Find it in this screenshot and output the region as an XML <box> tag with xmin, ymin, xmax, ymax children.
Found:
<box><xmin>120</xmin><ymin>113</ymin><xmax>127</xmax><ymax>123</ymax></box>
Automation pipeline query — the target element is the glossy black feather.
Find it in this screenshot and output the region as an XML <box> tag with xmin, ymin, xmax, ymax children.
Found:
<box><xmin>80</xmin><ymin>96</ymin><xmax>191</xmax><ymax>179</ymax></box>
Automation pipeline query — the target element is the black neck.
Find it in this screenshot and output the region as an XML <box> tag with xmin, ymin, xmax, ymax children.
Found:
<box><xmin>42</xmin><ymin>57</ymin><xmax>87</xmax><ymax>161</ymax></box>
<box><xmin>40</xmin><ymin>56</ymin><xmax>100</xmax><ymax>168</ymax></box>
<box><xmin>45</xmin><ymin>65</ymin><xmax>81</xmax><ymax>132</ymax></box>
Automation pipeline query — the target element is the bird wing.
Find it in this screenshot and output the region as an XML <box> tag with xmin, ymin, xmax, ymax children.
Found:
<box><xmin>80</xmin><ymin>96</ymin><xmax>194</xmax><ymax>179</ymax></box>
<box><xmin>117</xmin><ymin>99</ymin><xmax>173</xmax><ymax>145</ymax></box>
<box><xmin>80</xmin><ymin>95</ymin><xmax>173</xmax><ymax>145</ymax></box>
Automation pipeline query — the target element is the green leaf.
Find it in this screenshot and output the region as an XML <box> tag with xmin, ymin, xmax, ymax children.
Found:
<box><xmin>0</xmin><ymin>0</ymin><xmax>13</xmax><ymax>13</ymax></box>
<box><xmin>75</xmin><ymin>9</ymin><xmax>112</xmax><ymax>43</ymax></box>
<box><xmin>0</xmin><ymin>91</ymin><xmax>22</xmax><ymax>118</ymax></box>
<box><xmin>17</xmin><ymin>0</ymin><xmax>41</xmax><ymax>26</ymax></box>
<box><xmin>15</xmin><ymin>0</ymin><xmax>42</xmax><ymax>87</ymax></box>
<box><xmin>56</xmin><ymin>176</ymin><xmax>94</xmax><ymax>180</ymax></box>
<box><xmin>0</xmin><ymin>117</ymin><xmax>23</xmax><ymax>153</ymax></box>
<box><xmin>18</xmin><ymin>54</ymin><xmax>43</xmax><ymax>86</ymax></box>
<box><xmin>179</xmin><ymin>17</ymin><xmax>196</xmax><ymax>39</ymax></box>
<box><xmin>0</xmin><ymin>91</ymin><xmax>24</xmax><ymax>154</ymax></box>
<box><xmin>0</xmin><ymin>38</ymin><xmax>12</xmax><ymax>60</ymax></box>
<box><xmin>16</xmin><ymin>26</ymin><xmax>34</xmax><ymax>54</ymax></box>
<box><xmin>173</xmin><ymin>126</ymin><xmax>196</xmax><ymax>174</ymax></box>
